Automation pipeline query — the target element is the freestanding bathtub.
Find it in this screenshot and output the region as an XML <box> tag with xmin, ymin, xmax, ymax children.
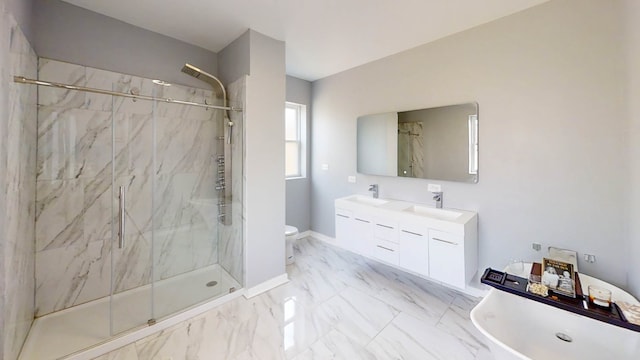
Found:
<box><xmin>470</xmin><ymin>264</ymin><xmax>640</xmax><ymax>360</ymax></box>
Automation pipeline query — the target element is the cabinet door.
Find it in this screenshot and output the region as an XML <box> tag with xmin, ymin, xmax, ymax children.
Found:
<box><xmin>428</xmin><ymin>229</ymin><xmax>465</xmax><ymax>288</ymax></box>
<box><xmin>335</xmin><ymin>209</ymin><xmax>355</xmax><ymax>250</ymax></box>
<box><xmin>353</xmin><ymin>214</ymin><xmax>373</xmax><ymax>257</ymax></box>
<box><xmin>399</xmin><ymin>226</ymin><xmax>429</xmax><ymax>277</ymax></box>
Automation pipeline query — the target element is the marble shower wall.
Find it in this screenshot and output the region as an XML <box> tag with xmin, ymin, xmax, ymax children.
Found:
<box><xmin>1</xmin><ymin>8</ymin><xmax>38</xmax><ymax>360</ymax></box>
<box><xmin>35</xmin><ymin>58</ymin><xmax>226</xmax><ymax>316</ymax></box>
<box><xmin>218</xmin><ymin>76</ymin><xmax>245</xmax><ymax>284</ymax></box>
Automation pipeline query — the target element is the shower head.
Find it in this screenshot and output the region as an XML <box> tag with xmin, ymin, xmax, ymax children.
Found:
<box><xmin>181</xmin><ymin>63</ymin><xmax>205</xmax><ymax>79</ymax></box>
<box><xmin>181</xmin><ymin>63</ymin><xmax>226</xmax><ymax>102</ymax></box>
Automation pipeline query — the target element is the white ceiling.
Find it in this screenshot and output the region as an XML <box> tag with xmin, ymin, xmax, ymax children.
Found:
<box><xmin>61</xmin><ymin>0</ymin><xmax>549</xmax><ymax>81</ymax></box>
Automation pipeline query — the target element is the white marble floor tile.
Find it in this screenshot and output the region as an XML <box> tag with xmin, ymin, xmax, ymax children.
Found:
<box><xmin>246</xmin><ymin>292</ymin><xmax>329</xmax><ymax>359</ymax></box>
<box><xmin>371</xmin><ymin>274</ymin><xmax>454</xmax><ymax>325</ymax></box>
<box><xmin>195</xmin><ymin>292</ymin><xmax>323</xmax><ymax>360</ymax></box>
<box><xmin>195</xmin><ymin>297</ymin><xmax>258</xmax><ymax>359</ymax></box>
<box><xmin>475</xmin><ymin>347</ymin><xmax>496</xmax><ymax>360</ymax></box>
<box><xmin>293</xmin><ymin>329</ymin><xmax>376</xmax><ymax>360</ymax></box>
<box><xmin>135</xmin><ymin>316</ymin><xmax>210</xmax><ymax>360</ymax></box>
<box><xmin>366</xmin><ymin>312</ymin><xmax>477</xmax><ymax>360</ymax></box>
<box><xmin>313</xmin><ymin>287</ymin><xmax>399</xmax><ymax>346</ymax></box>
<box><xmin>436</xmin><ymin>306</ymin><xmax>489</xmax><ymax>356</ymax></box>
<box><xmin>266</xmin><ymin>264</ymin><xmax>348</xmax><ymax>308</ymax></box>
<box><xmin>88</xmin><ymin>237</ymin><xmax>492</xmax><ymax>360</ymax></box>
<box><xmin>293</xmin><ymin>239</ymin><xmax>363</xmax><ymax>274</ymax></box>
<box><xmin>333</xmin><ymin>259</ymin><xmax>398</xmax><ymax>296</ymax></box>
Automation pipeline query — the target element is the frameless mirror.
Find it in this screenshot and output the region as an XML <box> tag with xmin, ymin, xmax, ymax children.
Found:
<box><xmin>357</xmin><ymin>102</ymin><xmax>478</xmax><ymax>183</ymax></box>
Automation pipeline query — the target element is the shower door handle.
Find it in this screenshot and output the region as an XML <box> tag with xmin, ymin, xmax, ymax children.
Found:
<box><xmin>118</xmin><ymin>186</ymin><xmax>126</xmax><ymax>249</ymax></box>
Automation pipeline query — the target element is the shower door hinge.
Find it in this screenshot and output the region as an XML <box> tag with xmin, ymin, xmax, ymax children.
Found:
<box><xmin>147</xmin><ymin>318</ymin><xmax>157</xmax><ymax>326</ymax></box>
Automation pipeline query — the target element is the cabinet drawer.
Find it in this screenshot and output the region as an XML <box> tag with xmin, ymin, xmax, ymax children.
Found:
<box><xmin>372</xmin><ymin>239</ymin><xmax>399</xmax><ymax>265</ymax></box>
<box><xmin>373</xmin><ymin>220</ymin><xmax>398</xmax><ymax>243</ymax></box>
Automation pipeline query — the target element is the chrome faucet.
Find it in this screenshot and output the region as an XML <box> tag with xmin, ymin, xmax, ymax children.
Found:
<box><xmin>432</xmin><ymin>191</ymin><xmax>443</xmax><ymax>208</ymax></box>
<box><xmin>369</xmin><ymin>184</ymin><xmax>379</xmax><ymax>199</ymax></box>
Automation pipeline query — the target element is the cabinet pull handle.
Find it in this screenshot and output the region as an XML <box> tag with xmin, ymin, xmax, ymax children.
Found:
<box><xmin>376</xmin><ymin>245</ymin><xmax>395</xmax><ymax>252</ymax></box>
<box><xmin>432</xmin><ymin>237</ymin><xmax>458</xmax><ymax>245</ymax></box>
<box><xmin>355</xmin><ymin>218</ymin><xmax>370</xmax><ymax>223</ymax></box>
<box><xmin>376</xmin><ymin>224</ymin><xmax>394</xmax><ymax>229</ymax></box>
<box><xmin>336</xmin><ymin>214</ymin><xmax>350</xmax><ymax>218</ymax></box>
<box><xmin>401</xmin><ymin>229</ymin><xmax>423</xmax><ymax>236</ymax></box>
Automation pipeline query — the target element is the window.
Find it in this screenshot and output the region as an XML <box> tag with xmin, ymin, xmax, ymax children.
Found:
<box><xmin>285</xmin><ymin>102</ymin><xmax>306</xmax><ymax>178</ymax></box>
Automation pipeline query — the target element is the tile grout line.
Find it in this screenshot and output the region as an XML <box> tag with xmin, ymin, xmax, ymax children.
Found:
<box><xmin>364</xmin><ymin>310</ymin><xmax>401</xmax><ymax>348</ymax></box>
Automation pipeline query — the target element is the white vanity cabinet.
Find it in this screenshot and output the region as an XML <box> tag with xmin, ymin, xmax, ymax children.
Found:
<box><xmin>334</xmin><ymin>195</ymin><xmax>478</xmax><ymax>291</ymax></box>
<box><xmin>398</xmin><ymin>224</ymin><xmax>430</xmax><ymax>277</ymax></box>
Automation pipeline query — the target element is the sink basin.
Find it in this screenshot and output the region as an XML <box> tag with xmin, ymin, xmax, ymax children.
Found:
<box><xmin>403</xmin><ymin>205</ymin><xmax>462</xmax><ymax>221</ymax></box>
<box><xmin>345</xmin><ymin>195</ymin><xmax>389</xmax><ymax>206</ymax></box>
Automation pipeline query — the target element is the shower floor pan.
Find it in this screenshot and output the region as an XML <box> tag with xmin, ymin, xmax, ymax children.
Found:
<box><xmin>19</xmin><ymin>264</ymin><xmax>242</xmax><ymax>360</ymax></box>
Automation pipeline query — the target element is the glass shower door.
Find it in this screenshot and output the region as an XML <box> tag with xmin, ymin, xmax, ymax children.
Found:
<box><xmin>110</xmin><ymin>84</ymin><xmax>154</xmax><ymax>335</ymax></box>
<box><xmin>109</xmin><ymin>78</ymin><xmax>240</xmax><ymax>334</ymax></box>
<box><xmin>151</xmin><ymin>84</ymin><xmax>226</xmax><ymax>320</ymax></box>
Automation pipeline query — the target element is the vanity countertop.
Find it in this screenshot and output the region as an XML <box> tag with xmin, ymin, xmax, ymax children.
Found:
<box><xmin>335</xmin><ymin>194</ymin><xmax>477</xmax><ymax>231</ymax></box>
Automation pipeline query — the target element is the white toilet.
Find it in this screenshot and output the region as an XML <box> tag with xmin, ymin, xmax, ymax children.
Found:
<box><xmin>285</xmin><ymin>225</ymin><xmax>299</xmax><ymax>265</ymax></box>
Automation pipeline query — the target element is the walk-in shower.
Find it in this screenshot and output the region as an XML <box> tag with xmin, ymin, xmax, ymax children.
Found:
<box><xmin>11</xmin><ymin>59</ymin><xmax>245</xmax><ymax>360</ymax></box>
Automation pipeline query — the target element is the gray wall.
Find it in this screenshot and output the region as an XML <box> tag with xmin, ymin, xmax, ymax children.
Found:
<box><xmin>286</xmin><ymin>75</ymin><xmax>312</xmax><ymax>231</ymax></box>
<box><xmin>220</xmin><ymin>30</ymin><xmax>286</xmax><ymax>290</ymax></box>
<box><xmin>32</xmin><ymin>0</ymin><xmax>218</xmax><ymax>88</ymax></box>
<box><xmin>311</xmin><ymin>0</ymin><xmax>630</xmax><ymax>287</ymax></box>
<box><xmin>625</xmin><ymin>0</ymin><xmax>640</xmax><ymax>298</ymax></box>
<box><xmin>217</xmin><ymin>31</ymin><xmax>250</xmax><ymax>86</ymax></box>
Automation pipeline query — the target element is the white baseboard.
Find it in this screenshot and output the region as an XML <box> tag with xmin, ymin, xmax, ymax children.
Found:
<box><xmin>244</xmin><ymin>273</ymin><xmax>289</xmax><ymax>298</ymax></box>
<box><xmin>309</xmin><ymin>231</ymin><xmax>352</xmax><ymax>251</ymax></box>
<box><xmin>297</xmin><ymin>230</ymin><xmax>312</xmax><ymax>239</ymax></box>
<box><xmin>308</xmin><ymin>231</ymin><xmax>335</xmax><ymax>243</ymax></box>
